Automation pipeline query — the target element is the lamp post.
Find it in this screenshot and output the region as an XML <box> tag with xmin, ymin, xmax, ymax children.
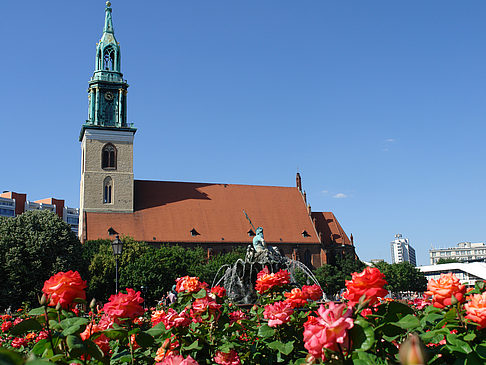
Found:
<box><xmin>111</xmin><ymin>235</ymin><xmax>124</xmax><ymax>294</ymax></box>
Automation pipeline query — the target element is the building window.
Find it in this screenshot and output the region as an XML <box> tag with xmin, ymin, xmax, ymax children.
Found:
<box><xmin>103</xmin><ymin>47</ymin><xmax>115</xmax><ymax>70</ymax></box>
<box><xmin>102</xmin><ymin>144</ymin><xmax>116</xmax><ymax>169</ymax></box>
<box><xmin>103</xmin><ymin>177</ymin><xmax>113</xmax><ymax>204</ymax></box>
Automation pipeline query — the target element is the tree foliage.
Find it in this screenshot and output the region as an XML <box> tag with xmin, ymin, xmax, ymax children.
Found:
<box><xmin>82</xmin><ymin>238</ymin><xmax>246</xmax><ymax>305</ymax></box>
<box><xmin>436</xmin><ymin>258</ymin><xmax>461</xmax><ymax>264</ymax></box>
<box><xmin>313</xmin><ymin>252</ymin><xmax>365</xmax><ymax>296</ymax></box>
<box><xmin>0</xmin><ymin>210</ymin><xmax>83</xmax><ymax>309</ymax></box>
<box><xmin>373</xmin><ymin>261</ymin><xmax>427</xmax><ymax>294</ymax></box>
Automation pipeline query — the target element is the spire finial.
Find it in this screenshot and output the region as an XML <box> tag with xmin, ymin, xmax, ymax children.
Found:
<box><xmin>103</xmin><ymin>1</ymin><xmax>114</xmax><ymax>34</ymax></box>
<box><xmin>106</xmin><ymin>1</ymin><xmax>111</xmax><ymax>8</ymax></box>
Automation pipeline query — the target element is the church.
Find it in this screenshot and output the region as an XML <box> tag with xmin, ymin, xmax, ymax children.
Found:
<box><xmin>78</xmin><ymin>3</ymin><xmax>356</xmax><ymax>269</ymax></box>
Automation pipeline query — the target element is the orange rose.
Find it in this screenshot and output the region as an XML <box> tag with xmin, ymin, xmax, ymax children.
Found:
<box><xmin>465</xmin><ymin>292</ymin><xmax>486</xmax><ymax>328</ymax></box>
<box><xmin>42</xmin><ymin>271</ymin><xmax>87</xmax><ymax>309</ymax></box>
<box><xmin>425</xmin><ymin>273</ymin><xmax>466</xmax><ymax>309</ymax></box>
<box><xmin>284</xmin><ymin>288</ymin><xmax>308</xmax><ymax>308</ymax></box>
<box><xmin>343</xmin><ymin>267</ymin><xmax>388</xmax><ymax>306</ymax></box>
<box><xmin>255</xmin><ymin>267</ymin><xmax>290</xmax><ymax>294</ymax></box>
<box><xmin>175</xmin><ymin>276</ymin><xmax>208</xmax><ymax>293</ymax></box>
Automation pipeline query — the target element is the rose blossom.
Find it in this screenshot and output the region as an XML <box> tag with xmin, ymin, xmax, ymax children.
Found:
<box><xmin>465</xmin><ymin>292</ymin><xmax>486</xmax><ymax>329</ymax></box>
<box><xmin>302</xmin><ymin>284</ymin><xmax>323</xmax><ymax>301</ymax></box>
<box><xmin>211</xmin><ymin>285</ymin><xmax>226</xmax><ymax>298</ymax></box>
<box><xmin>42</xmin><ymin>270</ymin><xmax>87</xmax><ymax>309</ymax></box>
<box><xmin>157</xmin><ymin>308</ymin><xmax>191</xmax><ymax>330</ymax></box>
<box><xmin>425</xmin><ymin>273</ymin><xmax>466</xmax><ymax>309</ymax></box>
<box><xmin>263</xmin><ymin>301</ymin><xmax>293</xmax><ymax>327</ymax></box>
<box><xmin>154</xmin><ymin>336</ymin><xmax>179</xmax><ymax>362</ymax></box>
<box><xmin>11</xmin><ymin>337</ymin><xmax>28</xmax><ymax>348</ymax></box>
<box><xmin>175</xmin><ymin>276</ymin><xmax>208</xmax><ymax>293</ymax></box>
<box><xmin>284</xmin><ymin>288</ymin><xmax>308</xmax><ymax>308</ymax></box>
<box><xmin>103</xmin><ymin>288</ymin><xmax>144</xmax><ymax>322</ymax></box>
<box><xmin>303</xmin><ymin>302</ymin><xmax>354</xmax><ymax>361</ymax></box>
<box><xmin>80</xmin><ymin>323</ymin><xmax>111</xmax><ymax>356</ymax></box>
<box><xmin>229</xmin><ymin>310</ymin><xmax>247</xmax><ymax>324</ymax></box>
<box><xmin>190</xmin><ymin>296</ymin><xmax>222</xmax><ymax>323</ymax></box>
<box><xmin>1</xmin><ymin>321</ymin><xmax>13</xmax><ymax>332</ymax></box>
<box><xmin>255</xmin><ymin>267</ymin><xmax>290</xmax><ymax>294</ymax></box>
<box><xmin>157</xmin><ymin>354</ymin><xmax>199</xmax><ymax>365</ymax></box>
<box><xmin>343</xmin><ymin>267</ymin><xmax>388</xmax><ymax>306</ymax></box>
<box><xmin>214</xmin><ymin>350</ymin><xmax>241</xmax><ymax>365</ymax></box>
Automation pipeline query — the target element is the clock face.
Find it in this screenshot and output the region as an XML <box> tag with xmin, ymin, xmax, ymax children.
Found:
<box><xmin>104</xmin><ymin>92</ymin><xmax>114</xmax><ymax>101</ymax></box>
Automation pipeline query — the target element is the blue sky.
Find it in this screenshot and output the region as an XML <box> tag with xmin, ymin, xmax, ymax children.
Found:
<box><xmin>1</xmin><ymin>1</ymin><xmax>485</xmax><ymax>265</ymax></box>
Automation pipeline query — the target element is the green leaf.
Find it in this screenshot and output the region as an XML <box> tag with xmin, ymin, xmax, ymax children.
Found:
<box><xmin>350</xmin><ymin>318</ymin><xmax>375</xmax><ymax>351</ymax></box>
<box><xmin>60</xmin><ymin>317</ymin><xmax>89</xmax><ymax>329</ymax></box>
<box><xmin>66</xmin><ymin>335</ymin><xmax>86</xmax><ymax>357</ymax></box>
<box><xmin>145</xmin><ymin>322</ymin><xmax>167</xmax><ymax>336</ymax></box>
<box><xmin>28</xmin><ymin>307</ymin><xmax>47</xmax><ymax>316</ymax></box>
<box><xmin>185</xmin><ymin>340</ymin><xmax>202</xmax><ymax>351</ymax></box>
<box><xmin>476</xmin><ymin>344</ymin><xmax>486</xmax><ymax>359</ymax></box>
<box><xmin>32</xmin><ymin>339</ymin><xmax>49</xmax><ymax>356</ymax></box>
<box><xmin>25</xmin><ymin>360</ymin><xmax>53</xmax><ymax>365</ymax></box>
<box><xmin>194</xmin><ymin>288</ymin><xmax>207</xmax><ymax>299</ymax></box>
<box><xmin>267</xmin><ymin>340</ymin><xmax>294</xmax><ymax>356</ymax></box>
<box><xmin>102</xmin><ymin>328</ymin><xmax>128</xmax><ymax>340</ymax></box>
<box><xmin>463</xmin><ymin>333</ymin><xmax>476</xmax><ymax>341</ymax></box>
<box><xmin>393</xmin><ymin>314</ymin><xmax>420</xmax><ymax>330</ymax></box>
<box><xmin>447</xmin><ymin>333</ymin><xmax>472</xmax><ymax>354</ymax></box>
<box><xmin>420</xmin><ymin>329</ymin><xmax>448</xmax><ymax>344</ymax></box>
<box><xmin>10</xmin><ymin>318</ymin><xmax>43</xmax><ymax>335</ymax></box>
<box><xmin>135</xmin><ymin>332</ymin><xmax>154</xmax><ymax>347</ymax></box>
<box><xmin>84</xmin><ymin>339</ymin><xmax>104</xmax><ymax>360</ymax></box>
<box><xmin>257</xmin><ymin>324</ymin><xmax>275</xmax><ymax>338</ymax></box>
<box><xmin>0</xmin><ymin>348</ymin><xmax>24</xmax><ymax>365</ymax></box>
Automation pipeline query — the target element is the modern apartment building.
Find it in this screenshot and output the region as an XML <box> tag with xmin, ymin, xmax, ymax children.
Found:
<box><xmin>390</xmin><ymin>233</ymin><xmax>417</xmax><ymax>266</ymax></box>
<box><xmin>429</xmin><ymin>242</ymin><xmax>486</xmax><ymax>264</ymax></box>
<box><xmin>0</xmin><ymin>192</ymin><xmax>79</xmax><ymax>234</ymax></box>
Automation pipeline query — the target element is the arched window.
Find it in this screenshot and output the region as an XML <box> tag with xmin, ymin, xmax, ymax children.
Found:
<box><xmin>102</xmin><ymin>144</ymin><xmax>116</xmax><ymax>169</ymax></box>
<box><xmin>103</xmin><ymin>177</ymin><xmax>113</xmax><ymax>204</ymax></box>
<box><xmin>103</xmin><ymin>47</ymin><xmax>115</xmax><ymax>70</ymax></box>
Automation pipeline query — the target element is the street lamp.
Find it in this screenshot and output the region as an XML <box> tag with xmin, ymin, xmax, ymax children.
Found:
<box><xmin>111</xmin><ymin>235</ymin><xmax>124</xmax><ymax>294</ymax></box>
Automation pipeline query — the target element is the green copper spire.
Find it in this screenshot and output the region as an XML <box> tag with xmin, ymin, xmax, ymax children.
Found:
<box><xmin>80</xmin><ymin>1</ymin><xmax>135</xmax><ymax>140</ymax></box>
<box><xmin>103</xmin><ymin>2</ymin><xmax>115</xmax><ymax>34</ymax></box>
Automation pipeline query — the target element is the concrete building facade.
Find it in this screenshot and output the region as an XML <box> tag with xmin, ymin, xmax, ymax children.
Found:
<box><xmin>390</xmin><ymin>234</ymin><xmax>417</xmax><ymax>266</ymax></box>
<box><xmin>429</xmin><ymin>242</ymin><xmax>486</xmax><ymax>264</ymax></box>
<box><xmin>0</xmin><ymin>192</ymin><xmax>79</xmax><ymax>234</ymax></box>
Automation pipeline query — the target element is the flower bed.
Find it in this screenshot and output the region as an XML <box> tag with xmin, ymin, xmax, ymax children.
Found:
<box><xmin>1</xmin><ymin>267</ymin><xmax>486</xmax><ymax>364</ymax></box>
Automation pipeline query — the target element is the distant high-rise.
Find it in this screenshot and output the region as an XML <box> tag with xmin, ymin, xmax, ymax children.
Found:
<box><xmin>390</xmin><ymin>234</ymin><xmax>417</xmax><ymax>266</ymax></box>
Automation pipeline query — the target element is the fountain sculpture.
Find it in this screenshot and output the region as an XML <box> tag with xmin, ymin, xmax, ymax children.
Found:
<box><xmin>212</xmin><ymin>212</ymin><xmax>325</xmax><ymax>304</ymax></box>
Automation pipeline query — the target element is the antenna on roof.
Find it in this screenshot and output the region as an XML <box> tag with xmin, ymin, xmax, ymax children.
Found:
<box><xmin>243</xmin><ymin>210</ymin><xmax>256</xmax><ymax>231</ymax></box>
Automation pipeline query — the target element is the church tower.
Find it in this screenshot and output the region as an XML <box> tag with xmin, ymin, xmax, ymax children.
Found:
<box><xmin>79</xmin><ymin>2</ymin><xmax>136</xmax><ymax>241</ymax></box>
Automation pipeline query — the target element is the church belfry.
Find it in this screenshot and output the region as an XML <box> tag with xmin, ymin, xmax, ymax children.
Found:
<box><xmin>79</xmin><ymin>1</ymin><xmax>136</xmax><ymax>242</ymax></box>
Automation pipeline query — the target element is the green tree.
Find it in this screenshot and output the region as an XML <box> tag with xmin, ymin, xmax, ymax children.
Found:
<box><xmin>374</xmin><ymin>261</ymin><xmax>427</xmax><ymax>294</ymax></box>
<box><xmin>436</xmin><ymin>258</ymin><xmax>460</xmax><ymax>264</ymax></box>
<box><xmin>0</xmin><ymin>210</ymin><xmax>83</xmax><ymax>309</ymax></box>
<box><xmin>313</xmin><ymin>252</ymin><xmax>365</xmax><ymax>296</ymax></box>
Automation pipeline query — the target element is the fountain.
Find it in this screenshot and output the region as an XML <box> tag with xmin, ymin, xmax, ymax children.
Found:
<box><xmin>212</xmin><ymin>219</ymin><xmax>325</xmax><ymax>304</ymax></box>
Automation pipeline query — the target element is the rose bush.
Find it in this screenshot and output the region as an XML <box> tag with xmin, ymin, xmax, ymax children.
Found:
<box><xmin>2</xmin><ymin>267</ymin><xmax>486</xmax><ymax>364</ymax></box>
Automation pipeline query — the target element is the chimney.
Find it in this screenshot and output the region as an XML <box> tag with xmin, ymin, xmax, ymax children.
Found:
<box><xmin>296</xmin><ymin>173</ymin><xmax>302</xmax><ymax>192</ymax></box>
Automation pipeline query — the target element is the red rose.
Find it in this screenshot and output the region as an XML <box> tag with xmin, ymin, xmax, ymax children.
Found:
<box><xmin>1</xmin><ymin>321</ymin><xmax>13</xmax><ymax>332</ymax></box>
<box><xmin>42</xmin><ymin>271</ymin><xmax>87</xmax><ymax>309</ymax></box>
<box><xmin>343</xmin><ymin>267</ymin><xmax>388</xmax><ymax>306</ymax></box>
<box><xmin>190</xmin><ymin>297</ymin><xmax>222</xmax><ymax>323</ymax></box>
<box><xmin>11</xmin><ymin>337</ymin><xmax>28</xmax><ymax>348</ymax></box>
<box><xmin>103</xmin><ymin>288</ymin><xmax>144</xmax><ymax>322</ymax></box>
<box><xmin>214</xmin><ymin>350</ymin><xmax>242</xmax><ymax>365</ymax></box>
<box><xmin>211</xmin><ymin>285</ymin><xmax>226</xmax><ymax>298</ymax></box>
<box><xmin>302</xmin><ymin>285</ymin><xmax>323</xmax><ymax>301</ymax></box>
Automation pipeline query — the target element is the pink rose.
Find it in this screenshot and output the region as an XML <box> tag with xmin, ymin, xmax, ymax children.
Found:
<box><xmin>157</xmin><ymin>354</ymin><xmax>199</xmax><ymax>365</ymax></box>
<box><xmin>303</xmin><ymin>302</ymin><xmax>354</xmax><ymax>361</ymax></box>
<box><xmin>465</xmin><ymin>292</ymin><xmax>486</xmax><ymax>329</ymax></box>
<box><xmin>214</xmin><ymin>350</ymin><xmax>241</xmax><ymax>365</ymax></box>
<box><xmin>263</xmin><ymin>301</ymin><xmax>293</xmax><ymax>327</ymax></box>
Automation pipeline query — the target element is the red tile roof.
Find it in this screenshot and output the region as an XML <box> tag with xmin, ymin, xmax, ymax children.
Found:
<box><xmin>311</xmin><ymin>211</ymin><xmax>352</xmax><ymax>246</ymax></box>
<box><xmin>85</xmin><ymin>180</ymin><xmax>321</xmax><ymax>244</ymax></box>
